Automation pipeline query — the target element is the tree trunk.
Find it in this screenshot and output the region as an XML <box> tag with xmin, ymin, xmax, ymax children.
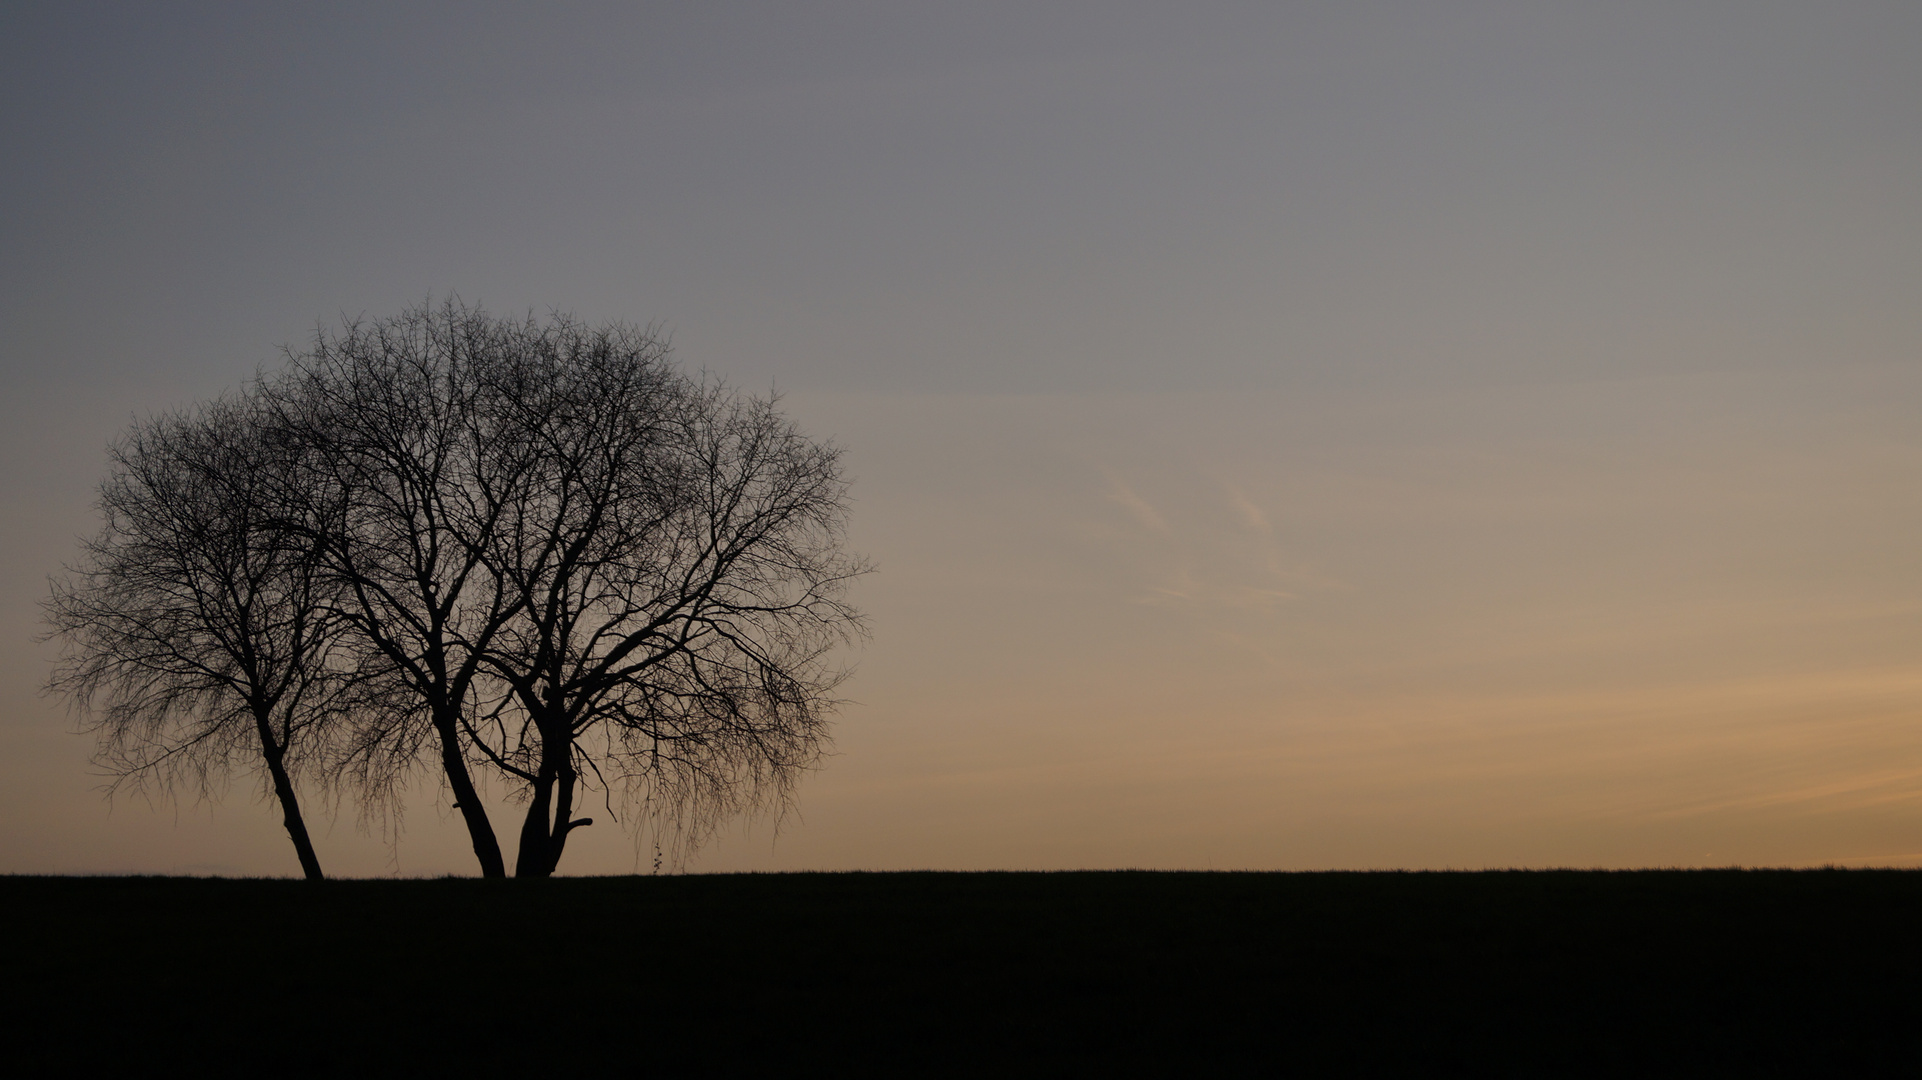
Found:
<box><xmin>546</xmin><ymin>757</ymin><xmax>580</xmax><ymax>875</ymax></box>
<box><xmin>252</xmin><ymin>712</ymin><xmax>324</xmax><ymax>881</ymax></box>
<box><xmin>513</xmin><ymin>711</ymin><xmax>588</xmax><ymax>878</ymax></box>
<box><xmin>435</xmin><ymin>711</ymin><xmax>507</xmax><ymax>878</ymax></box>
<box><xmin>514</xmin><ymin>759</ymin><xmax>556</xmax><ymax>879</ymax></box>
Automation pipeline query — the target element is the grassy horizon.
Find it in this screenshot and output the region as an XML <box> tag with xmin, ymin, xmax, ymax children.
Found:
<box><xmin>8</xmin><ymin>862</ymin><xmax>1917</xmax><ymax>878</ymax></box>
<box><xmin>6</xmin><ymin>868</ymin><xmax>1915</xmax><ymax>1073</ymax></box>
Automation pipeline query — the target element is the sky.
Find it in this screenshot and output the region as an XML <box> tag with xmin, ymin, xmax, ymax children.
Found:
<box><xmin>2</xmin><ymin>1</ymin><xmax>1919</xmax><ymax>875</ymax></box>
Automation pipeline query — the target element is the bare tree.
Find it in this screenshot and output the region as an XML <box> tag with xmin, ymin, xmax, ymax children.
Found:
<box><xmin>49</xmin><ymin>298</ymin><xmax>864</xmax><ymax>879</ymax></box>
<box><xmin>467</xmin><ymin>329</ymin><xmax>866</xmax><ymax>876</ymax></box>
<box><xmin>260</xmin><ymin>303</ymin><xmax>540</xmax><ymax>878</ymax></box>
<box><xmin>44</xmin><ymin>394</ymin><xmax>344</xmax><ymax>880</ymax></box>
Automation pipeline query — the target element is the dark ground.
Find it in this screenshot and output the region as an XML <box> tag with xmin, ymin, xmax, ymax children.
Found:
<box><xmin>3</xmin><ymin>869</ymin><xmax>1916</xmax><ymax>1075</ymax></box>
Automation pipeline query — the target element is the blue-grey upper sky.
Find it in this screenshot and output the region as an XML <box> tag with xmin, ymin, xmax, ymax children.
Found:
<box><xmin>4</xmin><ymin>3</ymin><xmax>1919</xmax><ymax>875</ymax></box>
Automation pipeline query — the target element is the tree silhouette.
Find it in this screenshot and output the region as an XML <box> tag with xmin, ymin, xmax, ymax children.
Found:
<box><xmin>468</xmin><ymin>338</ymin><xmax>865</xmax><ymax>877</ymax></box>
<box><xmin>261</xmin><ymin>306</ymin><xmax>537</xmax><ymax>877</ymax></box>
<box><xmin>256</xmin><ymin>300</ymin><xmax>865</xmax><ymax>876</ymax></box>
<box><xmin>45</xmin><ymin>395</ymin><xmax>347</xmax><ymax>879</ymax></box>
<box><xmin>50</xmin><ymin>299</ymin><xmax>864</xmax><ymax>878</ymax></box>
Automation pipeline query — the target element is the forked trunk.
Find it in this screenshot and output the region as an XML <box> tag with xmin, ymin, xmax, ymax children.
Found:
<box><xmin>513</xmin><ymin>712</ymin><xmax>588</xmax><ymax>878</ymax></box>
<box><xmin>514</xmin><ymin>760</ymin><xmax>556</xmax><ymax>878</ymax></box>
<box><xmin>548</xmin><ymin>762</ymin><xmax>582</xmax><ymax>873</ymax></box>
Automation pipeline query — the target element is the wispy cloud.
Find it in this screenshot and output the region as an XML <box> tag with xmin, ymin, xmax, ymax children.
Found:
<box><xmin>1093</xmin><ymin>468</ymin><xmax>1316</xmax><ymax>615</ymax></box>
<box><xmin>1105</xmin><ymin>475</ymin><xmax>1169</xmax><ymax>534</ymax></box>
<box><xmin>1223</xmin><ymin>482</ymin><xmax>1272</xmax><ymax>538</ymax></box>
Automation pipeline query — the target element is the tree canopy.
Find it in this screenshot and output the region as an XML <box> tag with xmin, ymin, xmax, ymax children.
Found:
<box><xmin>47</xmin><ymin>300</ymin><xmax>866</xmax><ymax>878</ymax></box>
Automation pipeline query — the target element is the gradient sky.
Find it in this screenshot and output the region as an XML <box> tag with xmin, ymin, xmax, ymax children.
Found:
<box><xmin>3</xmin><ymin>2</ymin><xmax>1919</xmax><ymax>875</ymax></box>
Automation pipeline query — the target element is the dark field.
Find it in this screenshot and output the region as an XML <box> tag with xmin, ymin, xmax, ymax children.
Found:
<box><xmin>4</xmin><ymin>869</ymin><xmax>1917</xmax><ymax>1075</ymax></box>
